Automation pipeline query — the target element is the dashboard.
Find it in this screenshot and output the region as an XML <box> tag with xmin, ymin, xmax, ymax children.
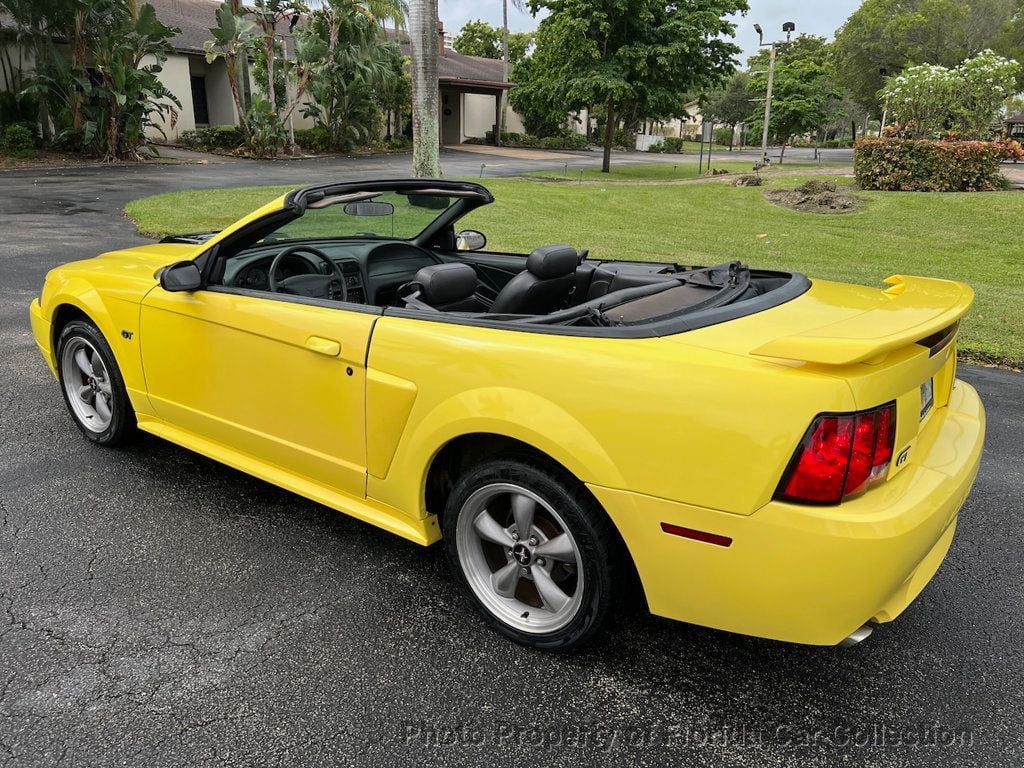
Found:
<box><xmin>223</xmin><ymin>239</ymin><xmax>442</xmax><ymax>306</ymax></box>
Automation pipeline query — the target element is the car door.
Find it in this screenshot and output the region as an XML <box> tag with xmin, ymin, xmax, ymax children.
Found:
<box><xmin>139</xmin><ymin>285</ymin><xmax>378</xmax><ymax>500</ymax></box>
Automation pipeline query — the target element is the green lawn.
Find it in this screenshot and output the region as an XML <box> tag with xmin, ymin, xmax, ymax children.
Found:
<box><xmin>533</xmin><ymin>160</ymin><xmax>844</xmax><ymax>182</ymax></box>
<box><xmin>125</xmin><ymin>174</ymin><xmax>1024</xmax><ymax>367</ymax></box>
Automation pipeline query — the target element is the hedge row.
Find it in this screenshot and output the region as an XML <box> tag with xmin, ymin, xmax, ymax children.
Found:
<box><xmin>178</xmin><ymin>125</ymin><xmax>245</xmax><ymax>151</ymax></box>
<box><xmin>467</xmin><ymin>130</ymin><xmax>589</xmax><ymax>150</ymax></box>
<box><xmin>854</xmin><ymin>138</ymin><xmax>1004</xmax><ymax>192</ymax></box>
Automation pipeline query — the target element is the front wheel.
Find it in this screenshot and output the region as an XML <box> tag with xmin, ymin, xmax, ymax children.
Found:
<box><xmin>443</xmin><ymin>457</ymin><xmax>621</xmax><ymax>650</ymax></box>
<box><xmin>57</xmin><ymin>320</ymin><xmax>136</xmax><ymax>446</ymax></box>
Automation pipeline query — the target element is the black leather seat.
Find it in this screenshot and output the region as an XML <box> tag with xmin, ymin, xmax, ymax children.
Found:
<box><xmin>400</xmin><ymin>262</ymin><xmax>482</xmax><ymax>312</ymax></box>
<box><xmin>489</xmin><ymin>245</ymin><xmax>579</xmax><ymax>315</ymax></box>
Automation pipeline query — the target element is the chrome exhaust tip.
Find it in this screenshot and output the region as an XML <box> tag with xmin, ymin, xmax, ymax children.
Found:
<box><xmin>839</xmin><ymin>623</ymin><xmax>873</xmax><ymax>648</ymax></box>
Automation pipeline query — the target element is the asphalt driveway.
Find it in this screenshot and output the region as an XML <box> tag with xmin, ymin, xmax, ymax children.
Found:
<box><xmin>0</xmin><ymin>153</ymin><xmax>1020</xmax><ymax>767</ymax></box>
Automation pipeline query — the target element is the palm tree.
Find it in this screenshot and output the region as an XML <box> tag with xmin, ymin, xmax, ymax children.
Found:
<box><xmin>407</xmin><ymin>0</ymin><xmax>439</xmax><ymax>176</ymax></box>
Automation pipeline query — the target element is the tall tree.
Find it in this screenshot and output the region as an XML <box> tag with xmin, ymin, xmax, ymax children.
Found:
<box><xmin>205</xmin><ymin>2</ymin><xmax>259</xmax><ymax>135</ymax></box>
<box><xmin>250</xmin><ymin>0</ymin><xmax>307</xmax><ymax>112</ymax></box>
<box><xmin>453</xmin><ymin>19</ymin><xmax>532</xmax><ymax>64</ymax></box>
<box><xmin>833</xmin><ymin>0</ymin><xmax>1019</xmax><ymax>115</ymax></box>
<box><xmin>747</xmin><ymin>35</ymin><xmax>838</xmax><ymax>161</ymax></box>
<box><xmin>523</xmin><ymin>0</ymin><xmax>747</xmax><ymax>172</ymax></box>
<box><xmin>701</xmin><ymin>72</ymin><xmax>753</xmax><ymax>150</ymax></box>
<box><xmin>408</xmin><ymin>0</ymin><xmax>440</xmax><ymax>176</ymax></box>
<box><xmin>301</xmin><ymin>0</ymin><xmax>404</xmax><ymax>149</ymax></box>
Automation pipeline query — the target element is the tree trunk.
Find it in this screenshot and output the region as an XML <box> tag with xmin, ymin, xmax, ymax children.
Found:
<box><xmin>226</xmin><ymin>56</ymin><xmax>250</xmax><ymax>136</ymax></box>
<box><xmin>230</xmin><ymin>0</ymin><xmax>251</xmax><ymax>112</ymax></box>
<box><xmin>72</xmin><ymin>11</ymin><xmax>87</xmax><ymax>131</ymax></box>
<box><xmin>265</xmin><ymin>32</ymin><xmax>276</xmax><ymax>111</ymax></box>
<box><xmin>497</xmin><ymin>0</ymin><xmax>508</xmax><ymax>146</ymax></box>
<box><xmin>409</xmin><ymin>0</ymin><xmax>440</xmax><ymax>177</ymax></box>
<box><xmin>601</xmin><ymin>98</ymin><xmax>615</xmax><ymax>173</ymax></box>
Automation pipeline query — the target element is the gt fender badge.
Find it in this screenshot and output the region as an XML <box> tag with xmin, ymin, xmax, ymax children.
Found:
<box><xmin>896</xmin><ymin>446</ymin><xmax>911</xmax><ymax>467</ymax></box>
<box><xmin>121</xmin><ymin>330</ymin><xmax>134</xmax><ymax>340</ymax></box>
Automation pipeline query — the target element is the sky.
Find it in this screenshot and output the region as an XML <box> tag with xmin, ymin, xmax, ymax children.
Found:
<box><xmin>437</xmin><ymin>0</ymin><xmax>865</xmax><ymax>63</ymax></box>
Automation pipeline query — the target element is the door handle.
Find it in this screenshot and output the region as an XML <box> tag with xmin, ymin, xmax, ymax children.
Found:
<box><xmin>305</xmin><ymin>336</ymin><xmax>341</xmax><ymax>357</ymax></box>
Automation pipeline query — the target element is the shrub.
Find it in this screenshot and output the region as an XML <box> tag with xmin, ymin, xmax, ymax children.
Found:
<box><xmin>613</xmin><ymin>127</ymin><xmax>632</xmax><ymax>149</ymax></box>
<box><xmin>179</xmin><ymin>124</ymin><xmax>245</xmax><ymax>151</ymax></box>
<box><xmin>995</xmin><ymin>137</ymin><xmax>1024</xmax><ymax>161</ymax></box>
<box><xmin>854</xmin><ymin>138</ymin><xmax>1004</xmax><ymax>192</ymax></box>
<box><xmin>294</xmin><ymin>127</ymin><xmax>330</xmax><ymax>152</ymax></box>
<box><xmin>539</xmin><ymin>131</ymin><xmax>587</xmax><ymax>150</ymax></box>
<box><xmin>661</xmin><ymin>136</ymin><xmax>685</xmax><ymax>153</ymax></box>
<box><xmin>1</xmin><ymin>123</ymin><xmax>36</xmax><ymax>153</ymax></box>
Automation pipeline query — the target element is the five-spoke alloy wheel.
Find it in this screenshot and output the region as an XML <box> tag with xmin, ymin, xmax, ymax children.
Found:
<box><xmin>57</xmin><ymin>320</ymin><xmax>135</xmax><ymax>445</ymax></box>
<box><xmin>444</xmin><ymin>457</ymin><xmax>621</xmax><ymax>650</ymax></box>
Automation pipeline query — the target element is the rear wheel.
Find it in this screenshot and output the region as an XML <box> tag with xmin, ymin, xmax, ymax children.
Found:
<box><xmin>57</xmin><ymin>320</ymin><xmax>135</xmax><ymax>446</ymax></box>
<box><xmin>443</xmin><ymin>457</ymin><xmax>620</xmax><ymax>650</ymax></box>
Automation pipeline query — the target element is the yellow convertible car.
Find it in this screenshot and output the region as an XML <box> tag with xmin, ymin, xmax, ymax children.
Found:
<box><xmin>29</xmin><ymin>179</ymin><xmax>985</xmax><ymax>650</ymax></box>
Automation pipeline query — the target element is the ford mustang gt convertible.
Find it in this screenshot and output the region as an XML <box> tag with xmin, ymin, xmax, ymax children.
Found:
<box><xmin>29</xmin><ymin>179</ymin><xmax>985</xmax><ymax>650</ymax></box>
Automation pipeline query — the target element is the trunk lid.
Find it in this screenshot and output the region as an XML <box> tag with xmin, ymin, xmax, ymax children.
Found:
<box><xmin>679</xmin><ymin>274</ymin><xmax>974</xmax><ymax>483</ymax></box>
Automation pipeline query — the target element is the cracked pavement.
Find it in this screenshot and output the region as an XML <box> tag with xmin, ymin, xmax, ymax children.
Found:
<box><xmin>0</xmin><ymin>149</ymin><xmax>1021</xmax><ymax>767</ymax></box>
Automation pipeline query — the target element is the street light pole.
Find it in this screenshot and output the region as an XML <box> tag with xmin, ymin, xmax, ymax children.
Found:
<box><xmin>760</xmin><ymin>45</ymin><xmax>776</xmax><ymax>167</ymax></box>
<box><xmin>754</xmin><ymin>21</ymin><xmax>794</xmax><ymax>168</ymax></box>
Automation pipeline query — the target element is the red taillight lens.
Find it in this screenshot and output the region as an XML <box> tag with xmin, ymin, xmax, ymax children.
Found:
<box><xmin>776</xmin><ymin>403</ymin><xmax>897</xmax><ymax>505</ymax></box>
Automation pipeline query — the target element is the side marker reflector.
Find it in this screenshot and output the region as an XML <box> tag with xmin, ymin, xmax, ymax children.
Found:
<box><xmin>660</xmin><ymin>522</ymin><xmax>733</xmax><ymax>548</ymax></box>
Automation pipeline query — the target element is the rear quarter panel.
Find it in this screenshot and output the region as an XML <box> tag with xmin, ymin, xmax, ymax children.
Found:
<box><xmin>365</xmin><ymin>316</ymin><xmax>856</xmax><ymax>518</ymax></box>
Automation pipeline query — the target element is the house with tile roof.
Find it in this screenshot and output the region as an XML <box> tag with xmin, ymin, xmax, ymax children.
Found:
<box><xmin>1</xmin><ymin>0</ymin><xmax>527</xmax><ymax>145</ymax></box>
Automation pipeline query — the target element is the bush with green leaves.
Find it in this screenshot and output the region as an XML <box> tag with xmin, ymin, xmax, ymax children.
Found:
<box><xmin>539</xmin><ymin>131</ymin><xmax>587</xmax><ymax>150</ymax></box>
<box><xmin>179</xmin><ymin>125</ymin><xmax>245</xmax><ymax>151</ymax></box>
<box><xmin>713</xmin><ymin>126</ymin><xmax>734</xmax><ymax>147</ymax></box>
<box><xmin>855</xmin><ymin>138</ymin><xmax>1004</xmax><ymax>192</ymax></box>
<box><xmin>293</xmin><ymin>126</ymin><xmax>330</xmax><ymax>152</ymax></box>
<box><xmin>648</xmin><ymin>136</ymin><xmax>686</xmax><ymax>153</ymax></box>
<box><xmin>1</xmin><ymin>123</ymin><xmax>36</xmax><ymax>154</ymax></box>
<box><xmin>882</xmin><ymin>51</ymin><xmax>1020</xmax><ymax>140</ymax></box>
<box><xmin>246</xmin><ymin>95</ymin><xmax>287</xmax><ymax>158</ymax></box>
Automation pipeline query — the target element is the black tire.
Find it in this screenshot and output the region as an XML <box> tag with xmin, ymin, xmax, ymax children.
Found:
<box><xmin>56</xmin><ymin>319</ymin><xmax>136</xmax><ymax>446</ymax></box>
<box><xmin>442</xmin><ymin>455</ymin><xmax>623</xmax><ymax>650</ymax></box>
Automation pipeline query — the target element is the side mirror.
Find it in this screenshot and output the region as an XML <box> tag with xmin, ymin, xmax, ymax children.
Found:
<box><xmin>159</xmin><ymin>261</ymin><xmax>202</xmax><ymax>292</ymax></box>
<box><xmin>456</xmin><ymin>229</ymin><xmax>487</xmax><ymax>252</ymax></box>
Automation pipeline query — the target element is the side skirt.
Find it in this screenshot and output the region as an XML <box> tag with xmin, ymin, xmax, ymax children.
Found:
<box><xmin>136</xmin><ymin>415</ymin><xmax>441</xmax><ymax>546</ymax></box>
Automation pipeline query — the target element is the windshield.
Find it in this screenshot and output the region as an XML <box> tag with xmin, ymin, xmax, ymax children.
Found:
<box><xmin>264</xmin><ymin>191</ymin><xmax>456</xmax><ymax>242</ymax></box>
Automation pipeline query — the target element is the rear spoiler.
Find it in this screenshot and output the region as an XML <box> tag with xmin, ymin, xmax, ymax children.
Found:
<box><xmin>751</xmin><ymin>275</ymin><xmax>974</xmax><ymax>366</ymax></box>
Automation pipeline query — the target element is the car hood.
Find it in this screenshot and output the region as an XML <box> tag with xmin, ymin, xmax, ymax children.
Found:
<box><xmin>70</xmin><ymin>242</ymin><xmax>203</xmax><ymax>279</ymax></box>
<box><xmin>44</xmin><ymin>242</ymin><xmax>205</xmax><ymax>303</ymax></box>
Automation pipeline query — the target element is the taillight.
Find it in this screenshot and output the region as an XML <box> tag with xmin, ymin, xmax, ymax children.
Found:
<box><xmin>775</xmin><ymin>403</ymin><xmax>897</xmax><ymax>505</ymax></box>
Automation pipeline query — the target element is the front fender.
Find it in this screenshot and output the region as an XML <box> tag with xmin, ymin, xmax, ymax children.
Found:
<box><xmin>366</xmin><ymin>385</ymin><xmax>625</xmax><ymax>519</ymax></box>
<box><xmin>40</xmin><ymin>276</ymin><xmax>153</xmax><ymax>415</ymax></box>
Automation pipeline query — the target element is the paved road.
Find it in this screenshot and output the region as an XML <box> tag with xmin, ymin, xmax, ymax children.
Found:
<box><xmin>0</xmin><ymin>152</ymin><xmax>1020</xmax><ymax>768</ymax></box>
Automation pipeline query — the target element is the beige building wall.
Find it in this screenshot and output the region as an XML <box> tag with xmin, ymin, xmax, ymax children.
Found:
<box><xmin>461</xmin><ymin>92</ymin><xmax>526</xmax><ymax>141</ymax></box>
<box><xmin>145</xmin><ymin>52</ymin><xmax>194</xmax><ymax>140</ymax></box>
<box><xmin>189</xmin><ymin>57</ymin><xmax>239</xmax><ymax>126</ymax></box>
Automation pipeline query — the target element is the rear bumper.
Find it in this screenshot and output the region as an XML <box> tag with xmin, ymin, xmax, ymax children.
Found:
<box><xmin>29</xmin><ymin>298</ymin><xmax>56</xmax><ymax>377</ymax></box>
<box><xmin>591</xmin><ymin>380</ymin><xmax>985</xmax><ymax>645</ymax></box>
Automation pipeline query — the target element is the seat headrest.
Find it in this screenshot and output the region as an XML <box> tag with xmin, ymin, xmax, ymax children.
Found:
<box><xmin>527</xmin><ymin>245</ymin><xmax>578</xmax><ymax>279</ymax></box>
<box><xmin>412</xmin><ymin>263</ymin><xmax>478</xmax><ymax>306</ymax></box>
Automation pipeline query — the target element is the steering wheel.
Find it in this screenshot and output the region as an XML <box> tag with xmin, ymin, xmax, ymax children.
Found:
<box><xmin>267</xmin><ymin>245</ymin><xmax>348</xmax><ymax>302</ymax></box>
